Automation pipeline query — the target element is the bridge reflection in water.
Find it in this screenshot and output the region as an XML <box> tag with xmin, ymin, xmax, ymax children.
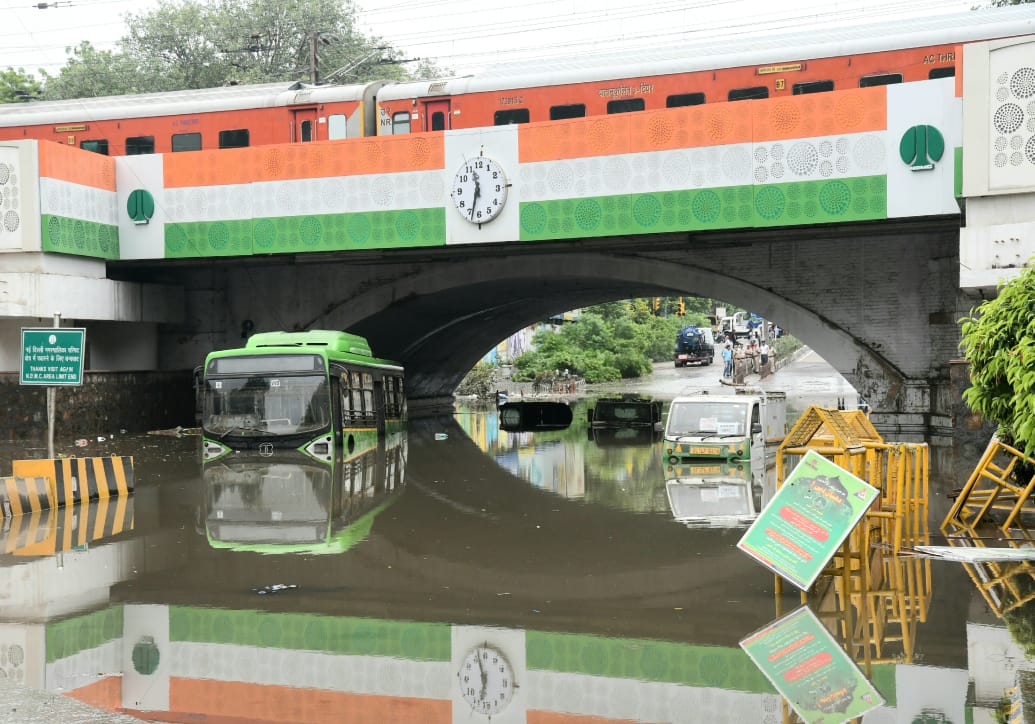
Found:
<box><xmin>0</xmin><ymin>404</ymin><xmax>1024</xmax><ymax>722</ymax></box>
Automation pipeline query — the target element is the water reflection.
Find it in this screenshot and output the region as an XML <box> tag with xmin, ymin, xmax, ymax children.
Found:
<box><xmin>666</xmin><ymin>460</ymin><xmax>776</xmax><ymax>529</ymax></box>
<box><xmin>0</xmin><ymin>405</ymin><xmax>1030</xmax><ymax>722</ymax></box>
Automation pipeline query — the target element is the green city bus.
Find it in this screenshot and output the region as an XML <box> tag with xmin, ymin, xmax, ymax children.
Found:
<box><xmin>199</xmin><ymin>330</ymin><xmax>405</xmax><ymax>462</ymax></box>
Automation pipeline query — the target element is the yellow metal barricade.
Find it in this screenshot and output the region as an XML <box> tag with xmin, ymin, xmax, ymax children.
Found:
<box><xmin>943</xmin><ymin>438</ymin><xmax>1035</xmax><ymax>531</ymax></box>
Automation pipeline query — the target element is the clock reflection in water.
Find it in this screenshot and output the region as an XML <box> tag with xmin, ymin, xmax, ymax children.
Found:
<box><xmin>458</xmin><ymin>643</ymin><xmax>516</xmax><ymax>717</ymax></box>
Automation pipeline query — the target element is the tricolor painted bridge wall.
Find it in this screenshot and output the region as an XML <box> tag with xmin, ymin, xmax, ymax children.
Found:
<box><xmin>105</xmin><ymin>79</ymin><xmax>963</xmax><ymax>261</ymax></box>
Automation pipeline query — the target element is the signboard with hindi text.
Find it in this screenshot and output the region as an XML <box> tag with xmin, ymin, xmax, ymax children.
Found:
<box><xmin>20</xmin><ymin>328</ymin><xmax>86</xmax><ymax>386</ymax></box>
<box><xmin>737</xmin><ymin>449</ymin><xmax>878</xmax><ymax>590</ymax></box>
<box><xmin>740</xmin><ymin>605</ymin><xmax>884</xmax><ymax>723</ymax></box>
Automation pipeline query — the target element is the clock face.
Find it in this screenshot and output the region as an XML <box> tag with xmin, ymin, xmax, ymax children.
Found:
<box><xmin>452</xmin><ymin>156</ymin><xmax>508</xmax><ymax>225</ymax></box>
<box><xmin>458</xmin><ymin>644</ymin><xmax>515</xmax><ymax>716</ymax></box>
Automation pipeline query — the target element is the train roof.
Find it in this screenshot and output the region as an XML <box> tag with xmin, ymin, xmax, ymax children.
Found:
<box><xmin>0</xmin><ymin>80</ymin><xmax>381</xmax><ymax>128</ymax></box>
<box><xmin>378</xmin><ymin>4</ymin><xmax>1035</xmax><ymax>100</ymax></box>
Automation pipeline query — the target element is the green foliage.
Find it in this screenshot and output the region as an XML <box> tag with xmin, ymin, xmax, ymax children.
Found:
<box><xmin>40</xmin><ymin>0</ymin><xmax>419</xmax><ymax>99</ymax></box>
<box><xmin>455</xmin><ymin>362</ymin><xmax>497</xmax><ymax>398</ymax></box>
<box><xmin>959</xmin><ymin>265</ymin><xmax>1035</xmax><ymax>455</ymax></box>
<box><xmin>0</xmin><ymin>67</ymin><xmax>42</xmax><ymax>103</ymax></box>
<box><xmin>511</xmin><ymin>299</ymin><xmax>710</xmax><ymax>383</ymax></box>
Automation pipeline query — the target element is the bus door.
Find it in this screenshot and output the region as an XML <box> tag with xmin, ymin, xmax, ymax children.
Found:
<box><xmin>293</xmin><ymin>107</ymin><xmax>318</xmax><ymax>142</ymax></box>
<box><xmin>424</xmin><ymin>100</ymin><xmax>451</xmax><ymax>132</ymax></box>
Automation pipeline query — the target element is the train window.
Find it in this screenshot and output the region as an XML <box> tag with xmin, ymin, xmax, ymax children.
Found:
<box><xmin>929</xmin><ymin>67</ymin><xmax>955</xmax><ymax>79</ymax></box>
<box><xmin>392</xmin><ymin>112</ymin><xmax>410</xmax><ymax>135</ymax></box>
<box><xmin>125</xmin><ymin>136</ymin><xmax>154</xmax><ymax>155</ymax></box>
<box><xmin>494</xmin><ymin>109</ymin><xmax>530</xmax><ymax>125</ymax></box>
<box><xmin>859</xmin><ymin>73</ymin><xmax>902</xmax><ymax>87</ymax></box>
<box><xmin>430</xmin><ymin>112</ymin><xmax>446</xmax><ymax>132</ymax></box>
<box><xmin>80</xmin><ymin>139</ymin><xmax>109</xmax><ymax>155</ymax></box>
<box><xmin>666</xmin><ymin>93</ymin><xmax>705</xmax><ymax>108</ymax></box>
<box><xmin>607</xmin><ymin>98</ymin><xmax>645</xmax><ymax>114</ymax></box>
<box><xmin>300</xmin><ymin>120</ymin><xmax>313</xmax><ymax>142</ymax></box>
<box><xmin>328</xmin><ymin>114</ymin><xmax>347</xmax><ymax>139</ymax></box>
<box><xmin>172</xmin><ymin>132</ymin><xmax>202</xmax><ymax>152</ymax></box>
<box><xmin>728</xmin><ymin>86</ymin><xmax>769</xmax><ymax>101</ymax></box>
<box><xmin>218</xmin><ymin>129</ymin><xmax>249</xmax><ymax>149</ymax></box>
<box><xmin>550</xmin><ymin>104</ymin><xmax>586</xmax><ymax>120</ymax></box>
<box><xmin>793</xmin><ymin>80</ymin><xmax>834</xmax><ymax>95</ymax></box>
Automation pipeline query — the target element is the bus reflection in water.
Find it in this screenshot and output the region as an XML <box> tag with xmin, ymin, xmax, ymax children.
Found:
<box><xmin>198</xmin><ymin>330</ymin><xmax>405</xmax><ymax>463</ymax></box>
<box><xmin>201</xmin><ymin>436</ymin><xmax>406</xmax><ymax>555</ymax></box>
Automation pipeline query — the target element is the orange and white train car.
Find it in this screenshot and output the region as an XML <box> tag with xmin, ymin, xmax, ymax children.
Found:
<box><xmin>0</xmin><ymin>5</ymin><xmax>1033</xmax><ymax>154</ymax></box>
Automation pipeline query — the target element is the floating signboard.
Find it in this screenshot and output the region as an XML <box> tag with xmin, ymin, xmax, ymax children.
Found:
<box><xmin>740</xmin><ymin>605</ymin><xmax>884</xmax><ymax>723</ymax></box>
<box><xmin>20</xmin><ymin>327</ymin><xmax>86</xmax><ymax>386</ymax></box>
<box><xmin>737</xmin><ymin>449</ymin><xmax>878</xmax><ymax>590</ymax></box>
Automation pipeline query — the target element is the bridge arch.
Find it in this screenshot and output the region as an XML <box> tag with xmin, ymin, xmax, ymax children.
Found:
<box><xmin>305</xmin><ymin>250</ymin><xmax>898</xmax><ymax>407</ymax></box>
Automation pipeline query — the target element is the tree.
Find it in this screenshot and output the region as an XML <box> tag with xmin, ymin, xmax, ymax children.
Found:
<box><xmin>959</xmin><ymin>264</ymin><xmax>1035</xmax><ymax>455</ymax></box>
<box><xmin>0</xmin><ymin>67</ymin><xmax>42</xmax><ymax>103</ymax></box>
<box><xmin>41</xmin><ymin>43</ymin><xmax>142</xmax><ymax>100</ymax></box>
<box><xmin>42</xmin><ymin>0</ymin><xmax>415</xmax><ymax>99</ymax></box>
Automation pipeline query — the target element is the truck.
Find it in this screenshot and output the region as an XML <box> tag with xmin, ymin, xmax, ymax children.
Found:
<box><xmin>661</xmin><ymin>389</ymin><xmax>787</xmax><ymax>468</ymax></box>
<box><xmin>674</xmin><ymin>325</ymin><xmax>715</xmax><ymax>367</ymax></box>
<box><xmin>718</xmin><ymin>311</ymin><xmax>751</xmax><ymax>340</ymax></box>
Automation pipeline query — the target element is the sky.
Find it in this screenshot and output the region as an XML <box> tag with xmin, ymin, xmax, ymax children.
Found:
<box><xmin>0</xmin><ymin>0</ymin><xmax>986</xmax><ymax>80</ymax></box>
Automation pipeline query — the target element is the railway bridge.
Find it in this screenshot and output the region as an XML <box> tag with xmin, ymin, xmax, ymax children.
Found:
<box><xmin>1</xmin><ymin>35</ymin><xmax>1034</xmax><ymax>440</ymax></box>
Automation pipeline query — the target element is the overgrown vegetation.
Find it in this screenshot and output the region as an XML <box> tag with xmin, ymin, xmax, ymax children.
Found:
<box><xmin>959</xmin><ymin>264</ymin><xmax>1035</xmax><ymax>455</ymax></box>
<box><xmin>511</xmin><ymin>299</ymin><xmax>709</xmax><ymax>384</ymax></box>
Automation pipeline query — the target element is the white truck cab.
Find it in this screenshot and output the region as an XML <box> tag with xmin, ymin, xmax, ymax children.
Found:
<box><xmin>662</xmin><ymin>389</ymin><xmax>786</xmax><ymax>467</ymax></box>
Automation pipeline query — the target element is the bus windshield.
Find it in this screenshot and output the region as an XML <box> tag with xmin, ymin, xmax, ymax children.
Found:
<box><xmin>203</xmin><ymin>374</ymin><xmax>331</xmax><ymax>437</ymax></box>
<box><xmin>667</xmin><ymin>402</ymin><xmax>748</xmax><ymax>437</ymax></box>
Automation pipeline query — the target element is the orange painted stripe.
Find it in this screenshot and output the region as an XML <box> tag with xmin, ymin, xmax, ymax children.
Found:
<box><xmin>65</xmin><ymin>676</ymin><xmax>122</xmax><ymax>711</ymax></box>
<box><xmin>163</xmin><ymin>134</ymin><xmax>446</xmax><ymax>188</ymax></box>
<box><xmin>38</xmin><ymin>141</ymin><xmax>117</xmax><ymax>191</ymax></box>
<box><xmin>519</xmin><ymin>87</ymin><xmax>887</xmax><ymax>163</ymax></box>
<box><xmin>529</xmin><ymin>712</ymin><xmax>649</xmax><ymax>724</ymax></box>
<box><xmin>169</xmin><ymin>678</ymin><xmax>452</xmax><ymax>724</ymax></box>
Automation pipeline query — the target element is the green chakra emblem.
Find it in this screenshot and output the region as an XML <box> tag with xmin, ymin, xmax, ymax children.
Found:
<box><xmin>899</xmin><ymin>125</ymin><xmax>944</xmax><ymax>171</ymax></box>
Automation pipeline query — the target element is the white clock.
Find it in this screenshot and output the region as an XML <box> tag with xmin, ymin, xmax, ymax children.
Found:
<box><xmin>452</xmin><ymin>155</ymin><xmax>508</xmax><ymax>225</ymax></box>
<box><xmin>458</xmin><ymin>643</ymin><xmax>516</xmax><ymax>717</ymax></box>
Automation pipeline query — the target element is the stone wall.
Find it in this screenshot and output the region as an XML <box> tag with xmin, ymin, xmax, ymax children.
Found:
<box><xmin>0</xmin><ymin>371</ymin><xmax>195</xmax><ymax>441</ymax></box>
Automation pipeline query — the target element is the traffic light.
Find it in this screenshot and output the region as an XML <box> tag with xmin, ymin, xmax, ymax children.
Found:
<box><xmin>677</xmin><ymin>298</ymin><xmax>685</xmax><ymax>316</ymax></box>
<box><xmin>652</xmin><ymin>297</ymin><xmax>660</xmax><ymax>312</ymax></box>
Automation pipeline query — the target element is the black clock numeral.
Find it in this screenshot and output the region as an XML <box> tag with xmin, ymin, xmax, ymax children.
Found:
<box><xmin>458</xmin><ymin>200</ymin><xmax>465</xmax><ymax>208</ymax></box>
<box><xmin>492</xmin><ymin>171</ymin><xmax>499</xmax><ymax>179</ymax></box>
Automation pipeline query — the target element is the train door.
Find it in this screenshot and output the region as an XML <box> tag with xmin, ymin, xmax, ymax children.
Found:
<box><xmin>293</xmin><ymin>108</ymin><xmax>318</xmax><ymax>142</ymax></box>
<box><xmin>424</xmin><ymin>100</ymin><xmax>451</xmax><ymax>132</ymax></box>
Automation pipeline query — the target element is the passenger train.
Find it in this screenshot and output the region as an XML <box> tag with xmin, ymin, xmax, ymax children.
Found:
<box><xmin>1</xmin><ymin>5</ymin><xmax>1033</xmax><ymax>155</ymax></box>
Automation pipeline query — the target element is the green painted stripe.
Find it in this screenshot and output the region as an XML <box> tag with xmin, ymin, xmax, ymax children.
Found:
<box><xmin>46</xmin><ymin>605</ymin><xmax>123</xmax><ymax>663</ymax></box>
<box><xmin>519</xmin><ymin>176</ymin><xmax>887</xmax><ymax>241</ymax></box>
<box><xmin>41</xmin><ymin>215</ymin><xmax>120</xmax><ymax>260</ymax></box>
<box><xmin>169</xmin><ymin>607</ymin><xmax>452</xmax><ymax>661</ymax></box>
<box><xmin>165</xmin><ymin>208</ymin><xmax>446</xmax><ymax>258</ymax></box>
<box><xmin>954</xmin><ymin>146</ymin><xmax>963</xmax><ymax>198</ymax></box>
<box><xmin>526</xmin><ymin>631</ymin><xmax>775</xmax><ymax>693</ymax></box>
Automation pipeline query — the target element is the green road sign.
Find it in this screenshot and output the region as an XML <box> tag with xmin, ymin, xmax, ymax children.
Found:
<box><xmin>20</xmin><ymin>328</ymin><xmax>86</xmax><ymax>385</ymax></box>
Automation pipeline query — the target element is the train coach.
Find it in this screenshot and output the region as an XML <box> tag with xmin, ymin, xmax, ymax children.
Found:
<box><xmin>0</xmin><ymin>4</ymin><xmax>1033</xmax><ymax>154</ymax></box>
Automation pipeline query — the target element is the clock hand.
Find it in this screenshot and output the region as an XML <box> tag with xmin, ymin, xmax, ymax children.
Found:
<box><xmin>477</xmin><ymin>647</ymin><xmax>488</xmax><ymax>697</ymax></box>
<box><xmin>470</xmin><ymin>171</ymin><xmax>481</xmax><ymax>220</ymax></box>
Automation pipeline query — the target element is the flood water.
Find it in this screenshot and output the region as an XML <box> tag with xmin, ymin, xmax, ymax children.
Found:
<box><xmin>0</xmin><ymin>390</ymin><xmax>1030</xmax><ymax>723</ymax></box>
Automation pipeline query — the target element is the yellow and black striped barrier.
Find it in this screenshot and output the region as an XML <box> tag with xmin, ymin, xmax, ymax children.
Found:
<box><xmin>0</xmin><ymin>495</ymin><xmax>134</xmax><ymax>556</ymax></box>
<box><xmin>10</xmin><ymin>456</ymin><xmax>134</xmax><ymax>507</ymax></box>
<box><xmin>0</xmin><ymin>476</ymin><xmax>56</xmax><ymax>516</ymax></box>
